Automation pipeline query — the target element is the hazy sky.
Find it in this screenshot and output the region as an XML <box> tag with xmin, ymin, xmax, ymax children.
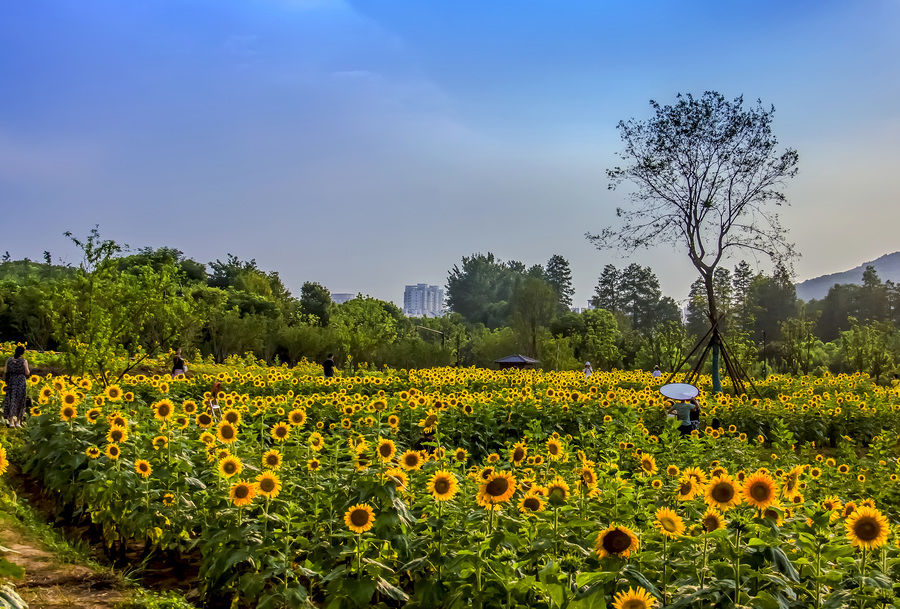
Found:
<box><xmin>2</xmin><ymin>0</ymin><xmax>899</xmax><ymax>307</ymax></box>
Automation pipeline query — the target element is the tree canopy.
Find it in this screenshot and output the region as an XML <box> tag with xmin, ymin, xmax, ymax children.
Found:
<box><xmin>589</xmin><ymin>91</ymin><xmax>799</xmax><ymax>324</ymax></box>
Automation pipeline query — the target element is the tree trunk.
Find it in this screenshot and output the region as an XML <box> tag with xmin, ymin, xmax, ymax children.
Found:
<box><xmin>703</xmin><ymin>270</ymin><xmax>723</xmax><ymax>393</ymax></box>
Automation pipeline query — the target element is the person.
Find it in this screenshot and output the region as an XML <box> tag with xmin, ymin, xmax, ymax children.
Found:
<box><xmin>3</xmin><ymin>346</ymin><xmax>31</xmax><ymax>428</ymax></box>
<box><xmin>171</xmin><ymin>348</ymin><xmax>187</xmax><ymax>379</ymax></box>
<box><xmin>652</xmin><ymin>365</ymin><xmax>662</xmax><ymax>378</ymax></box>
<box><xmin>669</xmin><ymin>397</ymin><xmax>698</xmax><ymax>437</ymax></box>
<box><xmin>323</xmin><ymin>353</ymin><xmax>336</xmax><ymax>378</ymax></box>
<box><xmin>584</xmin><ymin>361</ymin><xmax>593</xmax><ymax>379</ymax></box>
<box><xmin>689</xmin><ymin>396</ymin><xmax>701</xmax><ymax>431</ymax></box>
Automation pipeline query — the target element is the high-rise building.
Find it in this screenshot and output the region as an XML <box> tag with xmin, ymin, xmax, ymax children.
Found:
<box><xmin>330</xmin><ymin>293</ymin><xmax>355</xmax><ymax>305</ymax></box>
<box><xmin>403</xmin><ymin>284</ymin><xmax>444</xmax><ymax>317</ymax></box>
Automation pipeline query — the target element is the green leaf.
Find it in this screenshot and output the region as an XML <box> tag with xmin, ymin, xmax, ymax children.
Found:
<box><xmin>375</xmin><ymin>576</ymin><xmax>409</xmax><ymax>602</ymax></box>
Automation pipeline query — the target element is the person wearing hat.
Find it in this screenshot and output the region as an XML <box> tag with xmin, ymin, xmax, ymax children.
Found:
<box><xmin>584</xmin><ymin>361</ymin><xmax>593</xmax><ymax>379</ymax></box>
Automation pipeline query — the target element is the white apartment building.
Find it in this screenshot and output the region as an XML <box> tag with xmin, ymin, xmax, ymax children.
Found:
<box><xmin>330</xmin><ymin>293</ymin><xmax>355</xmax><ymax>305</ymax></box>
<box><xmin>403</xmin><ymin>284</ymin><xmax>445</xmax><ymax>317</ymax></box>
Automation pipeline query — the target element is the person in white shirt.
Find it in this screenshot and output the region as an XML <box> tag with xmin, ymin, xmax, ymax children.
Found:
<box><xmin>584</xmin><ymin>361</ymin><xmax>593</xmax><ymax>379</ymax></box>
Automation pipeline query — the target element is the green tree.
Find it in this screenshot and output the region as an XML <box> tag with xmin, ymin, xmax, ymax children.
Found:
<box><xmin>52</xmin><ymin>228</ymin><xmax>198</xmax><ymax>383</ymax></box>
<box><xmin>331</xmin><ymin>296</ymin><xmax>399</xmax><ymax>368</ymax></box>
<box><xmin>300</xmin><ymin>281</ymin><xmax>333</xmax><ymax>326</ymax></box>
<box><xmin>591</xmin><ymin>264</ymin><xmax>621</xmax><ymax>312</ymax></box>
<box><xmin>510</xmin><ymin>276</ymin><xmax>558</xmax><ymax>357</ymax></box>
<box><xmin>591</xmin><ymin>91</ymin><xmax>799</xmax><ymax>391</ymax></box>
<box><xmin>545</xmin><ymin>254</ymin><xmax>574</xmax><ymax>312</ymax></box>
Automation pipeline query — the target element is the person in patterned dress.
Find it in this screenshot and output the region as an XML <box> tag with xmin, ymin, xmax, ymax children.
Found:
<box><xmin>3</xmin><ymin>346</ymin><xmax>31</xmax><ymax>428</ymax></box>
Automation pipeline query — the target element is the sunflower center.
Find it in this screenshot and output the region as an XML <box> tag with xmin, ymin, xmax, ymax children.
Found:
<box><xmin>486</xmin><ymin>477</ymin><xmax>510</xmax><ymax>497</ymax></box>
<box><xmin>222</xmin><ymin>426</ymin><xmax>235</xmax><ymax>439</ymax></box>
<box><xmin>405</xmin><ymin>456</ymin><xmax>420</xmax><ymax>467</ymax></box>
<box><xmin>679</xmin><ymin>481</ymin><xmax>693</xmax><ymax>495</ymax></box>
<box><xmin>275</xmin><ymin>427</ymin><xmax>287</xmax><ymax>438</ymax></box>
<box><xmin>513</xmin><ymin>448</ymin><xmax>525</xmax><ymax>462</ymax></box>
<box><xmin>234</xmin><ymin>485</ymin><xmax>250</xmax><ymax>499</ymax></box>
<box><xmin>711</xmin><ymin>483</ymin><xmax>735</xmax><ymax>503</ymax></box>
<box><xmin>433</xmin><ymin>478</ymin><xmax>450</xmax><ymax>494</ymax></box>
<box><xmin>750</xmin><ymin>482</ymin><xmax>772</xmax><ymax>502</ymax></box>
<box><xmin>523</xmin><ymin>497</ymin><xmax>540</xmax><ymax>511</ymax></box>
<box><xmin>621</xmin><ymin>599</ymin><xmax>647</xmax><ymax>609</ymax></box>
<box><xmin>602</xmin><ymin>529</ymin><xmax>631</xmax><ymax>554</ymax></box>
<box><xmin>350</xmin><ymin>509</ymin><xmax>370</xmax><ymax>527</ymax></box>
<box><xmin>549</xmin><ymin>444</ymin><xmax>560</xmax><ymax>455</ymax></box>
<box><xmin>159</xmin><ymin>405</ymin><xmax>171</xmax><ymax>417</ymax></box>
<box><xmin>703</xmin><ymin>515</ymin><xmax>721</xmax><ymax>531</ymax></box>
<box><xmin>260</xmin><ymin>478</ymin><xmax>276</xmax><ymax>493</ymax></box>
<box><xmin>379</xmin><ymin>444</ymin><xmax>393</xmax><ymax>457</ymax></box>
<box><xmin>854</xmin><ymin>518</ymin><xmax>880</xmax><ymax>541</ymax></box>
<box><xmin>224</xmin><ymin>462</ymin><xmax>237</xmax><ymax>474</ymax></box>
<box><xmin>266</xmin><ymin>457</ymin><xmax>279</xmax><ymax>467</ymax></box>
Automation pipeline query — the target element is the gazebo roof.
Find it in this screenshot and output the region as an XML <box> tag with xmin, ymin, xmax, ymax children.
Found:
<box><xmin>493</xmin><ymin>354</ymin><xmax>540</xmax><ymax>364</ymax></box>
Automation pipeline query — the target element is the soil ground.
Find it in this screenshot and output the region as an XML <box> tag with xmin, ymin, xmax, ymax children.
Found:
<box><xmin>0</xmin><ymin>523</ymin><xmax>127</xmax><ymax>609</ymax></box>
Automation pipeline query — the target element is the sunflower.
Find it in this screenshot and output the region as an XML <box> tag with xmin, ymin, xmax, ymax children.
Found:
<box><xmin>543</xmin><ymin>438</ymin><xmax>565</xmax><ymax>461</ymax></box>
<box><xmin>385</xmin><ymin>468</ymin><xmax>409</xmax><ymax>490</ymax></box>
<box><xmin>183</xmin><ymin>400</ymin><xmax>198</xmax><ymax>415</ymax></box>
<box><xmin>518</xmin><ymin>493</ymin><xmax>545</xmax><ymax>513</ymax></box>
<box><xmin>217</xmin><ymin>421</ymin><xmax>239</xmax><ymax>444</ymax></box>
<box><xmin>162</xmin><ymin>493</ymin><xmax>176</xmax><ymax>507</ymax></box>
<box><xmin>655</xmin><ymin>507</ymin><xmax>685</xmax><ymax>538</ymax></box>
<box><xmin>846</xmin><ymin>506</ymin><xmax>889</xmax><ymax>550</ymax></box>
<box><xmin>595</xmin><ymin>525</ymin><xmax>639</xmax><ymax>559</ymax></box>
<box><xmin>104</xmin><ymin>444</ymin><xmax>121</xmax><ymax>460</ymax></box>
<box><xmin>288</xmin><ymin>409</ymin><xmax>307</xmax><ymax>426</ymax></box>
<box><xmin>309</xmin><ymin>432</ymin><xmax>324</xmax><ymax>451</ymax></box>
<box><xmin>578</xmin><ymin>466</ymin><xmax>598</xmax><ymax>489</ymax></box>
<box><xmin>269</xmin><ymin>422</ymin><xmax>290</xmax><ymax>442</ymax></box>
<box><xmin>399</xmin><ymin>450</ymin><xmax>424</xmax><ymax>471</ymax></box>
<box><xmin>743</xmin><ymin>471</ymin><xmax>779</xmax><ymax>510</ymax></box>
<box><xmin>218</xmin><ymin>455</ymin><xmax>243</xmax><ymax>478</ymax></box>
<box><xmin>153</xmin><ymin>399</ymin><xmax>175</xmax><ymax>421</ymax></box>
<box><xmin>135</xmin><ymin>460</ymin><xmax>152</xmax><ymax>478</ymax></box>
<box><xmin>510</xmin><ymin>442</ymin><xmax>528</xmax><ymax>465</ymax></box>
<box><xmin>344</xmin><ymin>503</ymin><xmax>375</xmax><ymax>533</ymax></box>
<box><xmin>478</xmin><ymin>471</ymin><xmax>517</xmax><ymax>505</ymax></box>
<box><xmin>639</xmin><ymin>454</ymin><xmax>657</xmax><ymax>475</ymax></box>
<box><xmin>105</xmin><ymin>384</ymin><xmax>123</xmax><ymax>401</ymax></box>
<box><xmin>229</xmin><ymin>480</ymin><xmax>256</xmax><ymax>507</ymax></box>
<box><xmin>701</xmin><ymin>509</ymin><xmax>725</xmax><ymax>533</ymax></box>
<box><xmin>427</xmin><ymin>471</ymin><xmax>458</xmax><ymax>501</ymax></box>
<box><xmin>307</xmin><ymin>458</ymin><xmax>321</xmax><ymax>471</ymax></box>
<box><xmin>418</xmin><ymin>410</ymin><xmax>439</xmax><ymax>433</ymax></box>
<box><xmin>683</xmin><ymin>466</ymin><xmax>709</xmax><ymax>486</ymax></box>
<box><xmin>782</xmin><ymin>466</ymin><xmax>804</xmax><ymax>499</ymax></box>
<box><xmin>263</xmin><ymin>449</ymin><xmax>282</xmax><ymax>470</ymax></box>
<box><xmin>86</xmin><ymin>408</ymin><xmax>102</xmax><ymax>424</ymax></box>
<box><xmin>675</xmin><ymin>476</ymin><xmax>700</xmax><ymax>501</ymax></box>
<box><xmin>196</xmin><ymin>413</ymin><xmax>214</xmax><ymax>428</ymax></box>
<box><xmin>39</xmin><ymin>386</ymin><xmax>53</xmax><ymax>400</ymax></box>
<box><xmin>256</xmin><ymin>471</ymin><xmax>282</xmax><ymax>499</ymax></box>
<box><xmin>106</xmin><ymin>426</ymin><xmax>129</xmax><ymax>444</ymax></box>
<box><xmin>454</xmin><ymin>448</ymin><xmax>468</xmax><ymax>463</ymax></box>
<box><xmin>387</xmin><ymin>414</ymin><xmax>399</xmax><ymax>429</ymax></box>
<box><xmin>705</xmin><ymin>474</ymin><xmax>742</xmax><ymax>511</ymax></box>
<box><xmin>223</xmin><ymin>409</ymin><xmax>242</xmax><ymax>426</ymax></box>
<box><xmin>837</xmin><ymin>464</ymin><xmax>850</xmax><ymax>475</ymax></box>
<box><xmin>108</xmin><ymin>414</ymin><xmax>127</xmax><ymax>430</ymax></box>
<box><xmin>665</xmin><ymin>465</ymin><xmax>680</xmax><ymax>477</ymax></box>
<box><xmin>546</xmin><ymin>477</ymin><xmax>570</xmax><ymax>505</ymax></box>
<box><xmin>612</xmin><ymin>586</ymin><xmax>656</xmax><ymax>609</ymax></box>
<box><xmin>59</xmin><ymin>404</ymin><xmax>78</xmax><ymax>421</ymax></box>
<box><xmin>199</xmin><ymin>432</ymin><xmax>216</xmax><ymax>446</ymax></box>
<box><xmin>85</xmin><ymin>446</ymin><xmax>101</xmax><ymax>459</ymax></box>
<box><xmin>376</xmin><ymin>438</ymin><xmax>397</xmax><ymax>462</ymax></box>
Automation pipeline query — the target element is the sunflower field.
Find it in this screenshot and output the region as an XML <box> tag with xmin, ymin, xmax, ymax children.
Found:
<box><xmin>4</xmin><ymin>352</ymin><xmax>900</xmax><ymax>608</ymax></box>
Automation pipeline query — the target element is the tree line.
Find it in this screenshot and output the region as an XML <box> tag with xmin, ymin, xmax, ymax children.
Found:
<box><xmin>1</xmin><ymin>229</ymin><xmax>898</xmax><ymax>383</ymax></box>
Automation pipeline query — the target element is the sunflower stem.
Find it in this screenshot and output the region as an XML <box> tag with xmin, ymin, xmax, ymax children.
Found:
<box><xmin>858</xmin><ymin>548</ymin><xmax>867</xmax><ymax>609</ymax></box>
<box><xmin>661</xmin><ymin>534</ymin><xmax>669</xmax><ymax>605</ymax></box>
<box><xmin>733</xmin><ymin>528</ymin><xmax>741</xmax><ymax>605</ymax></box>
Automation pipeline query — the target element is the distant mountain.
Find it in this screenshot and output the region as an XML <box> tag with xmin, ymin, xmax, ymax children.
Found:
<box><xmin>796</xmin><ymin>252</ymin><xmax>900</xmax><ymax>301</ymax></box>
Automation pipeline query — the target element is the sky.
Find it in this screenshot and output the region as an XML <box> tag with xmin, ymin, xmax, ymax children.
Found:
<box><xmin>2</xmin><ymin>0</ymin><xmax>899</xmax><ymax>308</ymax></box>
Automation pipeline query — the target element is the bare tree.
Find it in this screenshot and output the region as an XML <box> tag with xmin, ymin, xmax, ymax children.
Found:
<box><xmin>588</xmin><ymin>91</ymin><xmax>799</xmax><ymax>389</ymax></box>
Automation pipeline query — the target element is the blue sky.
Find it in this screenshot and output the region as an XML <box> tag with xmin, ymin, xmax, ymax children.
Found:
<box><xmin>2</xmin><ymin>0</ymin><xmax>899</xmax><ymax>307</ymax></box>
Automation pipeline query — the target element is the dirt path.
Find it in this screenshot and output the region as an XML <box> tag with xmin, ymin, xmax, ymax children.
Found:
<box><xmin>0</xmin><ymin>525</ymin><xmax>128</xmax><ymax>609</ymax></box>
